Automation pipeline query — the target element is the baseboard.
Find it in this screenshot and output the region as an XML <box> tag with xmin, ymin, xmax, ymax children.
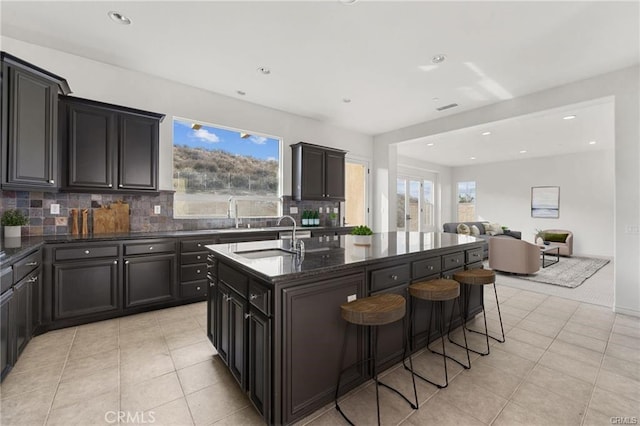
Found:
<box><xmin>614</xmin><ymin>305</ymin><xmax>640</xmax><ymax>317</ymax></box>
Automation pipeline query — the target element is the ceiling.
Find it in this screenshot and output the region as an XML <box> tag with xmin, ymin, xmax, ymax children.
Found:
<box><xmin>1</xmin><ymin>1</ymin><xmax>637</xmax><ymax>164</ymax></box>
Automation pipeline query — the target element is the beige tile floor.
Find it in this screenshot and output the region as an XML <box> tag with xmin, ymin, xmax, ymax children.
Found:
<box><xmin>1</xmin><ymin>284</ymin><xmax>639</xmax><ymax>426</ymax></box>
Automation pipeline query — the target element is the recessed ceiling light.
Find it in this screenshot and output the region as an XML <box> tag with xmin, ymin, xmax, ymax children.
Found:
<box><xmin>481</xmin><ymin>131</ymin><xmax>491</xmax><ymax>136</ymax></box>
<box><xmin>108</xmin><ymin>11</ymin><xmax>131</xmax><ymax>25</ymax></box>
<box><xmin>342</xmin><ymin>98</ymin><xmax>351</xmax><ymax>103</ymax></box>
<box><xmin>563</xmin><ymin>115</ymin><xmax>576</xmax><ymax>120</ymax></box>
<box><xmin>236</xmin><ymin>90</ymin><xmax>246</xmax><ymax>96</ymax></box>
<box><xmin>339</xmin><ymin>0</ymin><xmax>358</xmax><ymax>4</ymax></box>
<box><xmin>427</xmin><ymin>143</ymin><xmax>435</xmax><ymax>147</ymax></box>
<box><xmin>431</xmin><ymin>54</ymin><xmax>446</xmax><ymax>64</ymax></box>
<box><xmin>257</xmin><ymin>67</ymin><xmax>271</xmax><ymax>75</ymax></box>
<box><xmin>519</xmin><ymin>150</ymin><xmax>527</xmax><ymax>154</ymax></box>
<box><xmin>589</xmin><ymin>140</ymin><xmax>597</xmax><ymax>145</ymax></box>
<box><xmin>432</xmin><ymin>97</ymin><xmax>439</xmax><ymax>101</ymax></box>
<box><xmin>470</xmin><ymin>156</ymin><xmax>476</xmax><ymax>160</ymax></box>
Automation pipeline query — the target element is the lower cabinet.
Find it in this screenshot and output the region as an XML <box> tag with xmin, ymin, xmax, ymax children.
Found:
<box><xmin>124</xmin><ymin>253</ymin><xmax>176</xmax><ymax>308</ymax></box>
<box><xmin>53</xmin><ymin>259</ymin><xmax>120</xmax><ymax>319</ymax></box>
<box><xmin>12</xmin><ymin>280</ymin><xmax>30</xmax><ymax>359</ymax></box>
<box><xmin>216</xmin><ymin>282</ymin><xmax>248</xmax><ymax>387</ymax></box>
<box><xmin>248</xmin><ymin>309</ymin><xmax>271</xmax><ymax>419</ymax></box>
<box><xmin>1</xmin><ymin>290</ymin><xmax>13</xmax><ymax>380</ymax></box>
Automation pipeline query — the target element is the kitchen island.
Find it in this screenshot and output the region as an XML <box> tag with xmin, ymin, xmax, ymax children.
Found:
<box><xmin>205</xmin><ymin>232</ymin><xmax>485</xmax><ymax>425</ymax></box>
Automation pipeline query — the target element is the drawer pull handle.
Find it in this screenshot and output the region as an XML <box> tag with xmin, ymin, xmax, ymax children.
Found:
<box><xmin>114</xmin><ymin>260</ymin><xmax>118</xmax><ymax>265</ymax></box>
<box><xmin>250</xmin><ymin>293</ymin><xmax>259</xmax><ymax>300</ymax></box>
<box><xmin>224</xmin><ymin>295</ymin><xmax>232</xmax><ymax>302</ymax></box>
<box><xmin>197</xmin><ymin>243</ymin><xmax>202</xmax><ymax>247</ymax></box>
<box><xmin>196</xmin><ymin>255</ymin><xmax>201</xmax><ymax>260</ymax></box>
<box><xmin>119</xmin><ymin>184</ymin><xmax>123</xmax><ymax>188</ymax></box>
<box><xmin>25</xmin><ymin>262</ymin><xmax>39</xmax><ymax>266</ymax></box>
<box><xmin>391</xmin><ymin>274</ymin><xmax>398</xmax><ymax>280</ymax></box>
<box><xmin>244</xmin><ymin>313</ymin><xmax>252</xmax><ymax>319</ymax></box>
<box><xmin>125</xmin><ymin>260</ymin><xmax>130</xmax><ymax>264</ymax></box>
<box><xmin>428</xmin><ymin>266</ymin><xmax>434</xmax><ymax>270</ymax></box>
<box><xmin>49</xmin><ymin>179</ymin><xmax>55</xmax><ymax>184</ymax></box>
<box><xmin>196</xmin><ymin>286</ymin><xmax>201</xmax><ymax>291</ymax></box>
<box><xmin>196</xmin><ymin>270</ymin><xmax>201</xmax><ymax>274</ymax></box>
<box><xmin>27</xmin><ymin>276</ymin><xmax>38</xmax><ymax>283</ymax></box>
<box><xmin>209</xmin><ymin>282</ymin><xmax>215</xmax><ymax>288</ymax></box>
<box><xmin>84</xmin><ymin>250</ymin><xmax>90</xmax><ymax>255</ymax></box>
<box><xmin>149</xmin><ymin>246</ymin><xmax>154</xmax><ymax>250</ymax></box>
<box><xmin>108</xmin><ymin>183</ymin><xmax>113</xmax><ymax>188</ymax></box>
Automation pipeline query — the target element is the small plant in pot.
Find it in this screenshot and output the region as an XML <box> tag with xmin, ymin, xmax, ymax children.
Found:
<box><xmin>534</xmin><ymin>228</ymin><xmax>546</xmax><ymax>245</ymax></box>
<box><xmin>328</xmin><ymin>212</ymin><xmax>338</xmax><ymax>227</ymax></box>
<box><xmin>1</xmin><ymin>209</ymin><xmax>28</xmax><ymax>238</ymax></box>
<box><xmin>351</xmin><ymin>225</ymin><xmax>373</xmax><ymax>245</ymax></box>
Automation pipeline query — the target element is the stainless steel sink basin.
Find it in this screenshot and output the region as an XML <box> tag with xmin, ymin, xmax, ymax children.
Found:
<box><xmin>235</xmin><ymin>248</ymin><xmax>295</xmax><ymax>259</ymax></box>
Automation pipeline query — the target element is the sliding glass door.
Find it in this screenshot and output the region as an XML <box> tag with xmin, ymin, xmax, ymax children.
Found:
<box><xmin>397</xmin><ymin>176</ymin><xmax>436</xmax><ymax>232</ymax></box>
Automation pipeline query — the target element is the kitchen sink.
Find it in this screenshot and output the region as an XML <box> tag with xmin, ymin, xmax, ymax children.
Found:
<box><xmin>235</xmin><ymin>248</ymin><xmax>296</xmax><ymax>259</ymax></box>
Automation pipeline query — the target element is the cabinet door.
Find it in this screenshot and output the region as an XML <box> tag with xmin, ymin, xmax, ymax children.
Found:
<box><xmin>207</xmin><ymin>277</ymin><xmax>217</xmax><ymax>348</ymax></box>
<box><xmin>53</xmin><ymin>259</ymin><xmax>120</xmax><ymax>319</ymax></box>
<box><xmin>217</xmin><ymin>283</ymin><xmax>231</xmax><ymax>365</ymax></box>
<box><xmin>3</xmin><ymin>64</ymin><xmax>57</xmax><ymax>189</ymax></box>
<box><xmin>63</xmin><ymin>100</ymin><xmax>116</xmax><ymax>189</ymax></box>
<box><xmin>13</xmin><ymin>280</ymin><xmax>29</xmax><ymax>358</ymax></box>
<box><xmin>1</xmin><ymin>290</ymin><xmax>14</xmax><ymax>381</ymax></box>
<box><xmin>124</xmin><ymin>254</ymin><xmax>176</xmax><ymax>308</ymax></box>
<box><xmin>370</xmin><ymin>283</ymin><xmax>409</xmax><ymax>370</ymax></box>
<box><xmin>118</xmin><ymin>114</ymin><xmax>158</xmax><ymax>190</ymax></box>
<box><xmin>300</xmin><ymin>146</ymin><xmax>325</xmax><ymax>200</ymax></box>
<box><xmin>29</xmin><ymin>269</ymin><xmax>42</xmax><ymax>333</ymax></box>
<box><xmin>324</xmin><ymin>150</ymin><xmax>345</xmax><ymax>200</ymax></box>
<box><xmin>229</xmin><ymin>293</ymin><xmax>248</xmax><ymax>388</ymax></box>
<box><xmin>248</xmin><ymin>310</ymin><xmax>271</xmax><ymax>421</ymax></box>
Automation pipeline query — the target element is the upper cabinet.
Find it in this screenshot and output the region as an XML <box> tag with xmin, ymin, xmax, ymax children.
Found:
<box><xmin>291</xmin><ymin>142</ymin><xmax>346</xmax><ymax>201</ymax></box>
<box><xmin>0</xmin><ymin>52</ymin><xmax>71</xmax><ymax>191</ymax></box>
<box><xmin>58</xmin><ymin>95</ymin><xmax>165</xmax><ymax>193</ymax></box>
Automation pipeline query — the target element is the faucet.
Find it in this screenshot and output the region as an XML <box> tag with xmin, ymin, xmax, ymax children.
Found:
<box><xmin>278</xmin><ymin>215</ymin><xmax>304</xmax><ymax>256</ymax></box>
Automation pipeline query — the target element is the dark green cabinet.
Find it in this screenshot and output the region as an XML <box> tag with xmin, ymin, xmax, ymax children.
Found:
<box><xmin>291</xmin><ymin>142</ymin><xmax>346</xmax><ymax>201</ymax></box>
<box><xmin>59</xmin><ymin>95</ymin><xmax>164</xmax><ymax>193</ymax></box>
<box><xmin>1</xmin><ymin>52</ymin><xmax>70</xmax><ymax>191</ymax></box>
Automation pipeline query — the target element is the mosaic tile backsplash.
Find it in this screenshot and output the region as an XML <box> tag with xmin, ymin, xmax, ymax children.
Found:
<box><xmin>0</xmin><ymin>191</ymin><xmax>341</xmax><ymax>236</ymax></box>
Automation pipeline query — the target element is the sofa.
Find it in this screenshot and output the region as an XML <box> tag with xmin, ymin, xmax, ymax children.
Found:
<box><xmin>540</xmin><ymin>229</ymin><xmax>573</xmax><ymax>256</ymax></box>
<box><xmin>443</xmin><ymin>221</ymin><xmax>522</xmax><ymax>258</ymax></box>
<box><xmin>489</xmin><ymin>237</ymin><xmax>541</xmax><ymax>275</ymax></box>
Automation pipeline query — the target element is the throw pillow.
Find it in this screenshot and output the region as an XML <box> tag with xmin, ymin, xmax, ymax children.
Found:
<box><xmin>470</xmin><ymin>225</ymin><xmax>480</xmax><ymax>236</ymax></box>
<box><xmin>484</xmin><ymin>222</ymin><xmax>503</xmax><ymax>236</ymax></box>
<box><xmin>456</xmin><ymin>223</ymin><xmax>470</xmax><ymax>235</ymax></box>
<box><xmin>544</xmin><ymin>232</ymin><xmax>568</xmax><ymax>243</ymax></box>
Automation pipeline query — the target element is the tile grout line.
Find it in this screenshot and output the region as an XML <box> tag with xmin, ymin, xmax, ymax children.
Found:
<box><xmin>41</xmin><ymin>327</ymin><xmax>78</xmax><ymax>426</ymax></box>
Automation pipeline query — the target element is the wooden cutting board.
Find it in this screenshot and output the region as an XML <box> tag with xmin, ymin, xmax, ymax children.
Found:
<box><xmin>93</xmin><ymin>201</ymin><xmax>130</xmax><ymax>234</ymax></box>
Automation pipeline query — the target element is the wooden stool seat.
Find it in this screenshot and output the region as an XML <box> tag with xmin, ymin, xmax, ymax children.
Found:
<box><xmin>341</xmin><ymin>293</ymin><xmax>405</xmax><ymax>326</ymax></box>
<box><xmin>453</xmin><ymin>269</ymin><xmax>496</xmax><ymax>285</ymax></box>
<box><xmin>409</xmin><ymin>279</ymin><xmax>459</xmax><ymax>301</ymax></box>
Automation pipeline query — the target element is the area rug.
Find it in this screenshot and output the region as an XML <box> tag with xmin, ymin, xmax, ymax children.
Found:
<box><xmin>496</xmin><ymin>256</ymin><xmax>610</xmax><ymax>288</ymax></box>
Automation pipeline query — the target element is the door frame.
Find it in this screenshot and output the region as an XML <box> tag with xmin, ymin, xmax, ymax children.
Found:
<box><xmin>344</xmin><ymin>155</ymin><xmax>371</xmax><ymax>227</ymax></box>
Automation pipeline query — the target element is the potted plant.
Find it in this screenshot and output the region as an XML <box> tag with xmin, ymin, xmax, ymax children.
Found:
<box><xmin>328</xmin><ymin>212</ymin><xmax>338</xmax><ymax>227</ymax></box>
<box><xmin>351</xmin><ymin>225</ymin><xmax>373</xmax><ymax>245</ymax></box>
<box><xmin>2</xmin><ymin>209</ymin><xmax>28</xmax><ymax>238</ymax></box>
<box><xmin>534</xmin><ymin>228</ymin><xmax>545</xmax><ymax>245</ymax></box>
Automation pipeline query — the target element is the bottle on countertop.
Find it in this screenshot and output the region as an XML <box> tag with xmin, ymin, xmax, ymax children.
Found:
<box><xmin>302</xmin><ymin>210</ymin><xmax>309</xmax><ymax>227</ymax></box>
<box><xmin>313</xmin><ymin>210</ymin><xmax>320</xmax><ymax>226</ymax></box>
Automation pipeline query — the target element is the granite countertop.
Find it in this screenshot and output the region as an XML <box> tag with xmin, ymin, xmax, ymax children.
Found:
<box><xmin>0</xmin><ymin>226</ymin><xmax>354</xmax><ymax>266</ymax></box>
<box><xmin>206</xmin><ymin>232</ymin><xmax>483</xmax><ymax>283</ymax></box>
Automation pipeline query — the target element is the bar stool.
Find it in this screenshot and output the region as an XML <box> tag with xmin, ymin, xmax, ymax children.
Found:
<box><xmin>335</xmin><ymin>293</ymin><xmax>418</xmax><ymax>425</ymax></box>
<box><xmin>404</xmin><ymin>278</ymin><xmax>470</xmax><ymax>389</ymax></box>
<box><xmin>450</xmin><ymin>269</ymin><xmax>505</xmax><ymax>356</ymax></box>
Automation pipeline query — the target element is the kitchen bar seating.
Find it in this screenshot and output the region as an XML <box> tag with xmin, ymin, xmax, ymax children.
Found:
<box><xmin>335</xmin><ymin>293</ymin><xmax>418</xmax><ymax>425</ymax></box>
<box><xmin>404</xmin><ymin>278</ymin><xmax>470</xmax><ymax>388</ymax></box>
<box><xmin>451</xmin><ymin>269</ymin><xmax>505</xmax><ymax>356</ymax></box>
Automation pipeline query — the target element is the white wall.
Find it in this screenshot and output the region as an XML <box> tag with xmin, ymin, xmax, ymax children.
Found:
<box><xmin>0</xmin><ymin>36</ymin><xmax>373</xmax><ymax>193</ymax></box>
<box><xmin>374</xmin><ymin>65</ymin><xmax>640</xmax><ymax>317</ymax></box>
<box><xmin>451</xmin><ymin>150</ymin><xmax>614</xmax><ymax>257</ymax></box>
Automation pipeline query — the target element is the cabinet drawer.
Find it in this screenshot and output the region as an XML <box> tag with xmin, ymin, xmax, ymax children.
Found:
<box><xmin>219</xmin><ymin>263</ymin><xmax>248</xmax><ymax>296</ymax></box>
<box><xmin>125</xmin><ymin>241</ymin><xmax>175</xmax><ymax>255</ymax></box>
<box><xmin>466</xmin><ymin>248</ymin><xmax>484</xmax><ymax>263</ymax></box>
<box><xmin>181</xmin><ymin>264</ymin><xmax>207</xmax><ymax>282</ymax></box>
<box><xmin>55</xmin><ymin>245</ymin><xmax>118</xmax><ymax>261</ymax></box>
<box><xmin>181</xmin><ymin>281</ymin><xmax>207</xmax><ymax>299</ymax></box>
<box><xmin>370</xmin><ymin>264</ymin><xmax>410</xmax><ymax>292</ymax></box>
<box><xmin>249</xmin><ymin>281</ymin><xmax>271</xmax><ymax>316</ymax></box>
<box><xmin>181</xmin><ymin>252</ymin><xmax>207</xmax><ymax>265</ymax></box>
<box><xmin>13</xmin><ymin>250</ymin><xmax>42</xmax><ymax>283</ymax></box>
<box><xmin>412</xmin><ymin>257</ymin><xmax>441</xmax><ymax>280</ymax></box>
<box><xmin>442</xmin><ymin>252</ymin><xmax>464</xmax><ymax>270</ymax></box>
<box><xmin>181</xmin><ymin>239</ymin><xmax>215</xmax><ymax>253</ymax></box>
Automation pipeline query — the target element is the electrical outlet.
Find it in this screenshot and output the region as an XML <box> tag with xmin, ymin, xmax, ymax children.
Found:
<box><xmin>318</xmin><ymin>207</ymin><xmax>323</xmax><ymax>213</ymax></box>
<box><xmin>333</xmin><ymin>207</ymin><xmax>339</xmax><ymax>214</ymax></box>
<box><xmin>154</xmin><ymin>205</ymin><xmax>161</xmax><ymax>215</ymax></box>
<box><xmin>347</xmin><ymin>294</ymin><xmax>357</xmax><ymax>302</ymax></box>
<box><xmin>290</xmin><ymin>206</ymin><xmax>298</xmax><ymax>214</ymax></box>
<box><xmin>50</xmin><ymin>204</ymin><xmax>60</xmax><ymax>214</ymax></box>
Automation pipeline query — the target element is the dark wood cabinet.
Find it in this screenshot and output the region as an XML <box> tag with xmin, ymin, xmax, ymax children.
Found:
<box><xmin>29</xmin><ymin>268</ymin><xmax>42</xmax><ymax>334</ymax></box>
<box><xmin>248</xmin><ymin>309</ymin><xmax>271</xmax><ymax>420</ymax></box>
<box><xmin>180</xmin><ymin>237</ymin><xmax>216</xmax><ymax>301</ymax></box>
<box><xmin>12</xmin><ymin>280</ymin><xmax>29</xmax><ymax>358</ymax></box>
<box><xmin>1</xmin><ymin>289</ymin><xmax>14</xmax><ymax>381</ymax></box>
<box><xmin>58</xmin><ymin>95</ymin><xmax>164</xmax><ymax>193</ymax></box>
<box><xmin>1</xmin><ymin>52</ymin><xmax>70</xmax><ymax>191</ymax></box>
<box><xmin>291</xmin><ymin>142</ymin><xmax>346</xmax><ymax>201</ymax></box>
<box><xmin>124</xmin><ymin>253</ymin><xmax>177</xmax><ymax>308</ymax></box>
<box><xmin>53</xmin><ymin>258</ymin><xmax>120</xmax><ymax>320</ymax></box>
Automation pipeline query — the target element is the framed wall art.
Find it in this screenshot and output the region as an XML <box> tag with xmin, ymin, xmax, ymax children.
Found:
<box><xmin>531</xmin><ymin>186</ymin><xmax>560</xmax><ymax>218</ymax></box>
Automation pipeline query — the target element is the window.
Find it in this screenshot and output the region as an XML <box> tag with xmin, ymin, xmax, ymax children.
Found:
<box><xmin>457</xmin><ymin>181</ymin><xmax>476</xmax><ymax>221</ymax></box>
<box><xmin>173</xmin><ymin>118</ymin><xmax>281</xmax><ymax>218</ymax></box>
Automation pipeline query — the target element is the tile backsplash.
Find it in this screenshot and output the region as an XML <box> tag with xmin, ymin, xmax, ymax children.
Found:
<box><xmin>0</xmin><ymin>191</ymin><xmax>342</xmax><ymax>236</ymax></box>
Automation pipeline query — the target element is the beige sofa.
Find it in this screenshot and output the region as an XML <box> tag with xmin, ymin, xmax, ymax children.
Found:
<box><xmin>541</xmin><ymin>229</ymin><xmax>573</xmax><ymax>256</ymax></box>
<box><xmin>489</xmin><ymin>237</ymin><xmax>540</xmax><ymax>275</ymax></box>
